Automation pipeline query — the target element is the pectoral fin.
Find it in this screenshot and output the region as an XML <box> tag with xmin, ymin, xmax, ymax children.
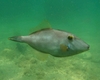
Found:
<box><xmin>60</xmin><ymin>44</ymin><xmax>68</xmax><ymax>52</ymax></box>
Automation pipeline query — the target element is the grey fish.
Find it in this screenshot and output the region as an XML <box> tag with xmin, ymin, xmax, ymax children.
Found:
<box><xmin>9</xmin><ymin>22</ymin><xmax>89</xmax><ymax>57</ymax></box>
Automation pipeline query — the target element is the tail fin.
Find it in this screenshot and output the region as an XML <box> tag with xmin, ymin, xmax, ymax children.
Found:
<box><xmin>9</xmin><ymin>36</ymin><xmax>23</xmax><ymax>42</ymax></box>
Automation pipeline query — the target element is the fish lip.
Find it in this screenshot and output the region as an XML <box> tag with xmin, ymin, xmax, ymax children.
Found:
<box><xmin>87</xmin><ymin>45</ymin><xmax>90</xmax><ymax>50</ymax></box>
<box><xmin>86</xmin><ymin>47</ymin><xmax>89</xmax><ymax>51</ymax></box>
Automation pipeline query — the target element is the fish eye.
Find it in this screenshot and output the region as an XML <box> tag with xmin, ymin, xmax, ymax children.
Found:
<box><xmin>68</xmin><ymin>35</ymin><xmax>73</xmax><ymax>40</ymax></box>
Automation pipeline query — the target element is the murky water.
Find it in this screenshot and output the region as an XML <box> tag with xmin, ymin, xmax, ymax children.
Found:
<box><xmin>0</xmin><ymin>0</ymin><xmax>100</xmax><ymax>80</ymax></box>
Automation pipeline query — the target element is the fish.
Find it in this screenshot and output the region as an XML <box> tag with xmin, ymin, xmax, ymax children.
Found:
<box><xmin>9</xmin><ymin>20</ymin><xmax>89</xmax><ymax>57</ymax></box>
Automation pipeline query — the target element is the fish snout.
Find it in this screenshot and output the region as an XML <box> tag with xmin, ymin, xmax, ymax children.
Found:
<box><xmin>87</xmin><ymin>45</ymin><xmax>90</xmax><ymax>50</ymax></box>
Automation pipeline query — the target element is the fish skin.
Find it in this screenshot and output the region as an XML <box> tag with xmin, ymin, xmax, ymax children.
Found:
<box><xmin>9</xmin><ymin>28</ymin><xmax>89</xmax><ymax>57</ymax></box>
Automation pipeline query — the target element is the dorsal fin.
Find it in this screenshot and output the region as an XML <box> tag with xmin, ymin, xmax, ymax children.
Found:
<box><xmin>30</xmin><ymin>20</ymin><xmax>52</xmax><ymax>35</ymax></box>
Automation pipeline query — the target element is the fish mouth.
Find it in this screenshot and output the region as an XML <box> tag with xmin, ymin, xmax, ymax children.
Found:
<box><xmin>84</xmin><ymin>45</ymin><xmax>89</xmax><ymax>51</ymax></box>
<box><xmin>87</xmin><ymin>45</ymin><xmax>90</xmax><ymax>50</ymax></box>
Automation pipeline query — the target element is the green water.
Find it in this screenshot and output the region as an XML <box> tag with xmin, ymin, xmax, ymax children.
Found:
<box><xmin>0</xmin><ymin>0</ymin><xmax>100</xmax><ymax>80</ymax></box>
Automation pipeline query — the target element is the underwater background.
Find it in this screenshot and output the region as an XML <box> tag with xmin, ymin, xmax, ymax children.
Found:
<box><xmin>0</xmin><ymin>0</ymin><xmax>100</xmax><ymax>80</ymax></box>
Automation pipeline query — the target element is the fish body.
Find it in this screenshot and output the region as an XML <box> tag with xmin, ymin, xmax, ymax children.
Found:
<box><xmin>9</xmin><ymin>28</ymin><xmax>89</xmax><ymax>57</ymax></box>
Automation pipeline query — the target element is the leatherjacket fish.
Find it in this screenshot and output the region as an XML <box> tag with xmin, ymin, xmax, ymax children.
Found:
<box><xmin>9</xmin><ymin>21</ymin><xmax>89</xmax><ymax>57</ymax></box>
